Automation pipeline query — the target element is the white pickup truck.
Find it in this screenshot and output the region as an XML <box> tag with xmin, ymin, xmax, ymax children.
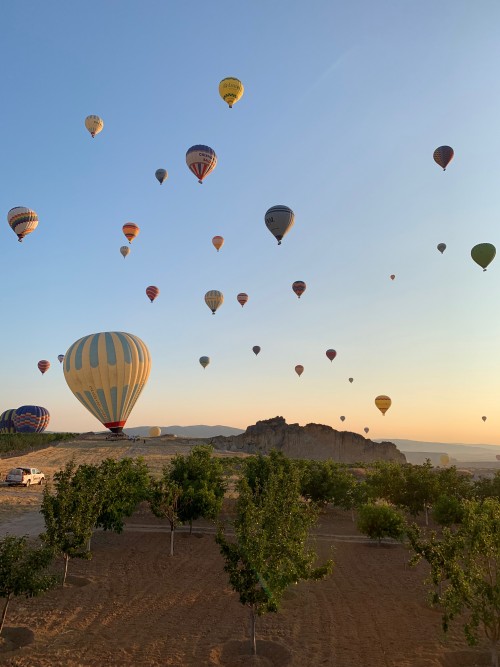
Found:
<box><xmin>5</xmin><ymin>467</ymin><xmax>45</xmax><ymax>487</ymax></box>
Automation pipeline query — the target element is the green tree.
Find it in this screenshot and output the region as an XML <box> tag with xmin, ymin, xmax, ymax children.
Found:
<box><xmin>473</xmin><ymin>472</ymin><xmax>500</xmax><ymax>502</ymax></box>
<box><xmin>407</xmin><ymin>498</ymin><xmax>500</xmax><ymax>667</ymax></box>
<box><xmin>216</xmin><ymin>454</ymin><xmax>333</xmax><ymax>656</ymax></box>
<box><xmin>365</xmin><ymin>461</ymin><xmax>406</xmax><ymax>506</ymax></box>
<box><xmin>357</xmin><ymin>501</ymin><xmax>406</xmax><ymax>545</ymax></box>
<box><xmin>301</xmin><ymin>461</ymin><xmax>357</xmax><ymax>508</ymax></box>
<box><xmin>431</xmin><ymin>494</ymin><xmax>464</xmax><ymax>527</ymax></box>
<box><xmin>168</xmin><ymin>445</ymin><xmax>225</xmax><ymax>533</ymax></box>
<box><xmin>40</xmin><ymin>461</ymin><xmax>97</xmax><ymax>585</ymax></box>
<box><xmin>401</xmin><ymin>461</ymin><xmax>439</xmax><ymax>524</ymax></box>
<box><xmin>148</xmin><ymin>475</ymin><xmax>182</xmax><ymax>556</ymax></box>
<box><xmin>435</xmin><ymin>466</ymin><xmax>473</xmax><ymax>502</ymax></box>
<box><xmin>0</xmin><ymin>536</ymin><xmax>58</xmax><ymax>634</ymax></box>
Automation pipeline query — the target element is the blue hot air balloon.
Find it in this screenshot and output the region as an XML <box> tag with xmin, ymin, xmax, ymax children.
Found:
<box><xmin>13</xmin><ymin>406</ymin><xmax>50</xmax><ymax>433</ymax></box>
<box><xmin>0</xmin><ymin>409</ymin><xmax>17</xmax><ymax>433</ymax></box>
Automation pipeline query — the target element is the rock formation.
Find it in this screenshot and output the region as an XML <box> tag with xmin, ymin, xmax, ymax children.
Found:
<box><xmin>210</xmin><ymin>416</ymin><xmax>406</xmax><ymax>463</ymax></box>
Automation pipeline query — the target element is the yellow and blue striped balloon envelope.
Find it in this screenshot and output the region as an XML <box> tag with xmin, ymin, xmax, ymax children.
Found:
<box><xmin>63</xmin><ymin>332</ymin><xmax>151</xmax><ymax>433</ymax></box>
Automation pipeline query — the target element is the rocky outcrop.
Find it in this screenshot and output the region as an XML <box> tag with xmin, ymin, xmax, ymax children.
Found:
<box><xmin>210</xmin><ymin>416</ymin><xmax>406</xmax><ymax>464</ymax></box>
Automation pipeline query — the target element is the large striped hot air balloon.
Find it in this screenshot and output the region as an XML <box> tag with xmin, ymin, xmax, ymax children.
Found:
<box><xmin>13</xmin><ymin>406</ymin><xmax>50</xmax><ymax>433</ymax></box>
<box><xmin>63</xmin><ymin>332</ymin><xmax>151</xmax><ymax>433</ymax></box>
<box><xmin>205</xmin><ymin>290</ymin><xmax>224</xmax><ymax>315</ymax></box>
<box><xmin>186</xmin><ymin>145</ymin><xmax>217</xmax><ymax>184</ymax></box>
<box><xmin>292</xmin><ymin>281</ymin><xmax>306</xmax><ymax>298</ymax></box>
<box><xmin>38</xmin><ymin>360</ymin><xmax>50</xmax><ymax>375</ymax></box>
<box><xmin>265</xmin><ymin>205</ymin><xmax>295</xmax><ymax>245</ymax></box>
<box><xmin>7</xmin><ymin>207</ymin><xmax>39</xmax><ymax>242</ymax></box>
<box><xmin>375</xmin><ymin>395</ymin><xmax>392</xmax><ymax>415</ymax></box>
<box><xmin>85</xmin><ymin>115</ymin><xmax>104</xmax><ymax>138</ymax></box>
<box><xmin>219</xmin><ymin>77</ymin><xmax>244</xmax><ymax>108</ymax></box>
<box><xmin>237</xmin><ymin>293</ymin><xmax>249</xmax><ymax>307</ymax></box>
<box><xmin>433</xmin><ymin>145</ymin><xmax>454</xmax><ymax>171</ymax></box>
<box><xmin>123</xmin><ymin>223</ymin><xmax>140</xmax><ymax>244</ymax></box>
<box><xmin>146</xmin><ymin>286</ymin><xmax>160</xmax><ymax>303</ymax></box>
<box><xmin>0</xmin><ymin>409</ymin><xmax>17</xmax><ymax>434</ymax></box>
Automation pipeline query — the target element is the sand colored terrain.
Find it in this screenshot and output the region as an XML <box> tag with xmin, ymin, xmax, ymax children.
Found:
<box><xmin>0</xmin><ymin>436</ymin><xmax>493</xmax><ymax>666</ymax></box>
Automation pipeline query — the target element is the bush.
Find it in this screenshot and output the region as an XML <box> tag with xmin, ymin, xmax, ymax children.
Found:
<box><xmin>431</xmin><ymin>494</ymin><xmax>464</xmax><ymax>526</ymax></box>
<box><xmin>357</xmin><ymin>501</ymin><xmax>406</xmax><ymax>544</ymax></box>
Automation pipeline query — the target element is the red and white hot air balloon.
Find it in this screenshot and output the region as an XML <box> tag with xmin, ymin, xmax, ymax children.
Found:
<box><xmin>237</xmin><ymin>293</ymin><xmax>248</xmax><ymax>307</ymax></box>
<box><xmin>38</xmin><ymin>360</ymin><xmax>50</xmax><ymax>375</ymax></box>
<box><xmin>146</xmin><ymin>286</ymin><xmax>160</xmax><ymax>303</ymax></box>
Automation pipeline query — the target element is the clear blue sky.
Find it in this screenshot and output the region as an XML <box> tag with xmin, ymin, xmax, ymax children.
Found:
<box><xmin>2</xmin><ymin>1</ymin><xmax>500</xmax><ymax>444</ymax></box>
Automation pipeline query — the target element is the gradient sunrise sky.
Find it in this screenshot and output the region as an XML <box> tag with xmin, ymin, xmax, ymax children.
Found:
<box><xmin>2</xmin><ymin>1</ymin><xmax>500</xmax><ymax>445</ymax></box>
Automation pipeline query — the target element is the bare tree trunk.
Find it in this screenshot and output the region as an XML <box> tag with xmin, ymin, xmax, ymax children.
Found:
<box><xmin>63</xmin><ymin>554</ymin><xmax>69</xmax><ymax>586</ymax></box>
<box><xmin>87</xmin><ymin>534</ymin><xmax>92</xmax><ymax>552</ymax></box>
<box><xmin>190</xmin><ymin>520</ymin><xmax>193</xmax><ymax>535</ymax></box>
<box><xmin>0</xmin><ymin>594</ymin><xmax>11</xmax><ymax>635</ymax></box>
<box><xmin>491</xmin><ymin>640</ymin><xmax>498</xmax><ymax>667</ymax></box>
<box><xmin>170</xmin><ymin>526</ymin><xmax>175</xmax><ymax>557</ymax></box>
<box><xmin>250</xmin><ymin>605</ymin><xmax>257</xmax><ymax>655</ymax></box>
<box><xmin>424</xmin><ymin>504</ymin><xmax>429</xmax><ymax>526</ymax></box>
<box><xmin>351</xmin><ymin>508</ymin><xmax>355</xmax><ymax>522</ymax></box>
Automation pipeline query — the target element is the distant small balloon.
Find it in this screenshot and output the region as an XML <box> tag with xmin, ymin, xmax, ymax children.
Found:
<box><xmin>123</xmin><ymin>223</ymin><xmax>140</xmax><ymax>244</ymax></box>
<box><xmin>85</xmin><ymin>115</ymin><xmax>104</xmax><ymax>138</ymax></box>
<box><xmin>7</xmin><ymin>207</ymin><xmax>38</xmax><ymax>242</ymax></box>
<box><xmin>265</xmin><ymin>205</ymin><xmax>295</xmax><ymax>245</ymax></box>
<box><xmin>146</xmin><ymin>286</ymin><xmax>160</xmax><ymax>303</ymax></box>
<box><xmin>186</xmin><ymin>145</ymin><xmax>217</xmax><ymax>184</ymax></box>
<box><xmin>295</xmin><ymin>365</ymin><xmax>304</xmax><ymax>377</ymax></box>
<box><xmin>237</xmin><ymin>293</ymin><xmax>249</xmax><ymax>307</ymax></box>
<box><xmin>437</xmin><ymin>243</ymin><xmax>446</xmax><ymax>254</ymax></box>
<box><xmin>292</xmin><ymin>281</ymin><xmax>306</xmax><ymax>299</ymax></box>
<box><xmin>252</xmin><ymin>346</ymin><xmax>261</xmax><ymax>356</ymax></box>
<box><xmin>57</xmin><ymin>354</ymin><xmax>65</xmax><ymax>364</ymax></box>
<box><xmin>205</xmin><ymin>290</ymin><xmax>224</xmax><ymax>315</ymax></box>
<box><xmin>482</xmin><ymin>416</ymin><xmax>487</xmax><ymax>422</ymax></box>
<box><xmin>199</xmin><ymin>356</ymin><xmax>210</xmax><ymax>369</ymax></box>
<box><xmin>375</xmin><ymin>395</ymin><xmax>392</xmax><ymax>415</ymax></box>
<box><xmin>212</xmin><ymin>236</ymin><xmax>224</xmax><ymax>252</ymax></box>
<box><xmin>496</xmin><ymin>455</ymin><xmax>500</xmax><ymax>461</ymax></box>
<box><xmin>120</xmin><ymin>246</ymin><xmax>130</xmax><ymax>259</ymax></box>
<box><xmin>390</xmin><ymin>274</ymin><xmax>395</xmax><ymax>281</ymax></box>
<box><xmin>471</xmin><ymin>243</ymin><xmax>496</xmax><ymax>271</ymax></box>
<box><xmin>326</xmin><ymin>349</ymin><xmax>337</xmax><ymax>362</ymax></box>
<box><xmin>149</xmin><ymin>426</ymin><xmax>161</xmax><ymax>437</ymax></box>
<box><xmin>440</xmin><ymin>454</ymin><xmax>450</xmax><ymax>466</ymax></box>
<box><xmin>433</xmin><ymin>145</ymin><xmax>454</xmax><ymax>171</ymax></box>
<box><xmin>364</xmin><ymin>427</ymin><xmax>369</xmax><ymax>434</ymax></box>
<box><xmin>38</xmin><ymin>360</ymin><xmax>50</xmax><ymax>375</ymax></box>
<box><xmin>155</xmin><ymin>169</ymin><xmax>168</xmax><ymax>184</ymax></box>
<box><xmin>348</xmin><ymin>378</ymin><xmax>354</xmax><ymax>383</ymax></box>
<box><xmin>340</xmin><ymin>416</ymin><xmax>345</xmax><ymax>422</ymax></box>
<box><xmin>219</xmin><ymin>77</ymin><xmax>244</xmax><ymax>108</ymax></box>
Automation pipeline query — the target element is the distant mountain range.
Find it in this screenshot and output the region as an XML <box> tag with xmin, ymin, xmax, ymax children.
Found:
<box><xmin>378</xmin><ymin>438</ymin><xmax>500</xmax><ymax>463</ymax></box>
<box><xmin>122</xmin><ymin>425</ymin><xmax>245</xmax><ymax>438</ymax></box>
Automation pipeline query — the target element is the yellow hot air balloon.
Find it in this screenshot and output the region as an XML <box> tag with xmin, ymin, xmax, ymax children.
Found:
<box><xmin>375</xmin><ymin>395</ymin><xmax>391</xmax><ymax>415</ymax></box>
<box><xmin>219</xmin><ymin>77</ymin><xmax>244</xmax><ymax>108</ymax></box>
<box><xmin>205</xmin><ymin>290</ymin><xmax>224</xmax><ymax>315</ymax></box>
<box><xmin>440</xmin><ymin>454</ymin><xmax>450</xmax><ymax>466</ymax></box>
<box><xmin>85</xmin><ymin>115</ymin><xmax>104</xmax><ymax>138</ymax></box>
<box><xmin>123</xmin><ymin>222</ymin><xmax>140</xmax><ymax>244</ymax></box>
<box><xmin>63</xmin><ymin>332</ymin><xmax>151</xmax><ymax>433</ymax></box>
<box><xmin>149</xmin><ymin>426</ymin><xmax>161</xmax><ymax>437</ymax></box>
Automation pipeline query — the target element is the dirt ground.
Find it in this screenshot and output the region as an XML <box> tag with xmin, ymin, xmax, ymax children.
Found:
<box><xmin>0</xmin><ymin>437</ymin><xmax>493</xmax><ymax>666</ymax></box>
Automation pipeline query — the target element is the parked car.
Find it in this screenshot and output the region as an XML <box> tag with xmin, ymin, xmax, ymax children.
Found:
<box><xmin>5</xmin><ymin>467</ymin><xmax>45</xmax><ymax>487</ymax></box>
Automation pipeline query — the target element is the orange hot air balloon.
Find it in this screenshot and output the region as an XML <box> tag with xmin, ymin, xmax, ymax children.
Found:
<box><xmin>212</xmin><ymin>236</ymin><xmax>224</xmax><ymax>252</ymax></box>
<box><xmin>433</xmin><ymin>145</ymin><xmax>454</xmax><ymax>171</ymax></box>
<box><xmin>292</xmin><ymin>281</ymin><xmax>306</xmax><ymax>298</ymax></box>
<box><xmin>375</xmin><ymin>395</ymin><xmax>392</xmax><ymax>415</ymax></box>
<box><xmin>38</xmin><ymin>360</ymin><xmax>50</xmax><ymax>375</ymax></box>
<box><xmin>146</xmin><ymin>286</ymin><xmax>160</xmax><ymax>303</ymax></box>
<box><xmin>237</xmin><ymin>293</ymin><xmax>248</xmax><ymax>307</ymax></box>
<box><xmin>123</xmin><ymin>222</ymin><xmax>139</xmax><ymax>244</ymax></box>
<box><xmin>326</xmin><ymin>349</ymin><xmax>337</xmax><ymax>362</ymax></box>
<box><xmin>295</xmin><ymin>365</ymin><xmax>304</xmax><ymax>377</ymax></box>
<box><xmin>390</xmin><ymin>274</ymin><xmax>395</xmax><ymax>281</ymax></box>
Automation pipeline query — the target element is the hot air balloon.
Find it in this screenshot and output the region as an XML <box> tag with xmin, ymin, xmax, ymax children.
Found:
<box><xmin>433</xmin><ymin>145</ymin><xmax>454</xmax><ymax>171</ymax></box>
<box><xmin>437</xmin><ymin>243</ymin><xmax>447</xmax><ymax>254</ymax></box>
<box><xmin>212</xmin><ymin>236</ymin><xmax>224</xmax><ymax>252</ymax></box>
<box><xmin>199</xmin><ymin>356</ymin><xmax>210</xmax><ymax>369</ymax></box>
<box><xmin>326</xmin><ymin>349</ymin><xmax>337</xmax><ymax>362</ymax></box>
<box><xmin>186</xmin><ymin>145</ymin><xmax>217</xmax><ymax>184</ymax></box>
<box><xmin>13</xmin><ymin>406</ymin><xmax>50</xmax><ymax>433</ymax></box>
<box><xmin>265</xmin><ymin>205</ymin><xmax>295</xmax><ymax>245</ymax></box>
<box><xmin>63</xmin><ymin>331</ymin><xmax>151</xmax><ymax>433</ymax></box>
<box><xmin>7</xmin><ymin>207</ymin><xmax>38</xmax><ymax>242</ymax></box>
<box><xmin>120</xmin><ymin>246</ymin><xmax>130</xmax><ymax>259</ymax></box>
<box><xmin>295</xmin><ymin>365</ymin><xmax>304</xmax><ymax>377</ymax></box>
<box><xmin>219</xmin><ymin>77</ymin><xmax>244</xmax><ymax>108</ymax></box>
<box><xmin>149</xmin><ymin>426</ymin><xmax>161</xmax><ymax>437</ymax></box>
<box><xmin>348</xmin><ymin>378</ymin><xmax>354</xmax><ymax>383</ymax></box>
<box><xmin>155</xmin><ymin>169</ymin><xmax>168</xmax><ymax>184</ymax></box>
<box><xmin>57</xmin><ymin>354</ymin><xmax>65</xmax><ymax>364</ymax></box>
<box><xmin>237</xmin><ymin>293</ymin><xmax>249</xmax><ymax>307</ymax></box>
<box><xmin>390</xmin><ymin>274</ymin><xmax>395</xmax><ymax>281</ymax></box>
<box><xmin>496</xmin><ymin>455</ymin><xmax>500</xmax><ymax>461</ymax></box>
<box><xmin>292</xmin><ymin>281</ymin><xmax>306</xmax><ymax>299</ymax></box>
<box><xmin>123</xmin><ymin>223</ymin><xmax>139</xmax><ymax>244</ymax></box>
<box><xmin>440</xmin><ymin>454</ymin><xmax>450</xmax><ymax>466</ymax></box>
<box><xmin>340</xmin><ymin>416</ymin><xmax>345</xmax><ymax>422</ymax></box>
<box><xmin>146</xmin><ymin>286</ymin><xmax>160</xmax><ymax>303</ymax></box>
<box><xmin>252</xmin><ymin>346</ymin><xmax>261</xmax><ymax>356</ymax></box>
<box><xmin>205</xmin><ymin>290</ymin><xmax>224</xmax><ymax>315</ymax></box>
<box><xmin>471</xmin><ymin>243</ymin><xmax>496</xmax><ymax>271</ymax></box>
<box><xmin>0</xmin><ymin>409</ymin><xmax>16</xmax><ymax>434</ymax></box>
<box><xmin>375</xmin><ymin>395</ymin><xmax>392</xmax><ymax>415</ymax></box>
<box><xmin>85</xmin><ymin>115</ymin><xmax>104</xmax><ymax>138</ymax></box>
<box><xmin>38</xmin><ymin>360</ymin><xmax>50</xmax><ymax>375</ymax></box>
<box><xmin>482</xmin><ymin>416</ymin><xmax>487</xmax><ymax>422</ymax></box>
<box><xmin>364</xmin><ymin>427</ymin><xmax>369</xmax><ymax>434</ymax></box>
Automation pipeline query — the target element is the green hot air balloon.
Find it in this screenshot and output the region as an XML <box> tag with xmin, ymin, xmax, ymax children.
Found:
<box><xmin>471</xmin><ymin>243</ymin><xmax>496</xmax><ymax>271</ymax></box>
